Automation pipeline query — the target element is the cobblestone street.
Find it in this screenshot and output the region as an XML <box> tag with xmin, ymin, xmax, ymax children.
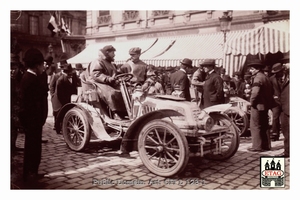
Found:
<box><xmin>10</xmin><ymin>113</ymin><xmax>290</xmax><ymax>190</ymax></box>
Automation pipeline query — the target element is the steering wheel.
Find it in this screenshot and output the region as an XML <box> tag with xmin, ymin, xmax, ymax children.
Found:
<box><xmin>115</xmin><ymin>73</ymin><xmax>134</xmax><ymax>82</ymax></box>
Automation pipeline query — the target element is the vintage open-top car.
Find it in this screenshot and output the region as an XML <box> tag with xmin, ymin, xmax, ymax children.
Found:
<box><xmin>55</xmin><ymin>73</ymin><xmax>239</xmax><ymax>177</ymax></box>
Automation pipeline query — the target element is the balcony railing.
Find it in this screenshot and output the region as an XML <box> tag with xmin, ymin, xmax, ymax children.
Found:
<box><xmin>152</xmin><ymin>10</ymin><xmax>170</xmax><ymax>17</ymax></box>
<box><xmin>97</xmin><ymin>15</ymin><xmax>112</xmax><ymax>25</ymax></box>
<box><xmin>122</xmin><ymin>11</ymin><xmax>139</xmax><ymax>21</ymax></box>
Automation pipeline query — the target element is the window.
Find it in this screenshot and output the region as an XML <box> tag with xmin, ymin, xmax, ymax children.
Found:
<box><xmin>97</xmin><ymin>10</ymin><xmax>111</xmax><ymax>25</ymax></box>
<box><xmin>29</xmin><ymin>15</ymin><xmax>38</xmax><ymax>35</ymax></box>
<box><xmin>99</xmin><ymin>11</ymin><xmax>110</xmax><ymax>16</ymax></box>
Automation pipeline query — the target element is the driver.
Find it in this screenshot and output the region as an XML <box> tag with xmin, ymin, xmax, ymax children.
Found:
<box><xmin>91</xmin><ymin>45</ymin><xmax>127</xmax><ymax>119</ymax></box>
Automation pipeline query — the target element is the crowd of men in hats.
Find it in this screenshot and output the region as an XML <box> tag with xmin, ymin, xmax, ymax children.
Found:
<box><xmin>11</xmin><ymin>41</ymin><xmax>290</xmax><ymax>185</ymax></box>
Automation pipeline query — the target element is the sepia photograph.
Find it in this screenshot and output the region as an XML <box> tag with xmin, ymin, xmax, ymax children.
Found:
<box><xmin>6</xmin><ymin>1</ymin><xmax>296</xmax><ymax>197</ymax></box>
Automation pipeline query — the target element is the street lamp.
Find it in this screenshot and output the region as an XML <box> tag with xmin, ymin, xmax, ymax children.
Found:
<box><xmin>219</xmin><ymin>11</ymin><xmax>232</xmax><ymax>44</ymax></box>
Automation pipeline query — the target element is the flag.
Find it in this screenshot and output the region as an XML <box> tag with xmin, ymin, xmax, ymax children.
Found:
<box><xmin>61</xmin><ymin>18</ymin><xmax>71</xmax><ymax>36</ymax></box>
<box><xmin>47</xmin><ymin>15</ymin><xmax>59</xmax><ymax>36</ymax></box>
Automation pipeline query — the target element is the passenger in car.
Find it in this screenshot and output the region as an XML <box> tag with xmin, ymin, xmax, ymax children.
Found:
<box><xmin>119</xmin><ymin>47</ymin><xmax>148</xmax><ymax>85</ymax></box>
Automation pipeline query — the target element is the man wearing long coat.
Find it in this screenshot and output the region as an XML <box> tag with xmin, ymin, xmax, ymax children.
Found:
<box><xmin>91</xmin><ymin>45</ymin><xmax>127</xmax><ymax>117</ymax></box>
<box><xmin>19</xmin><ymin>48</ymin><xmax>46</xmax><ymax>181</ymax></box>
<box><xmin>51</xmin><ymin>64</ymin><xmax>78</xmax><ymax>130</ymax></box>
<box><xmin>247</xmin><ymin>59</ymin><xmax>276</xmax><ymax>152</ymax></box>
<box><xmin>201</xmin><ymin>59</ymin><xmax>224</xmax><ymax>108</ymax></box>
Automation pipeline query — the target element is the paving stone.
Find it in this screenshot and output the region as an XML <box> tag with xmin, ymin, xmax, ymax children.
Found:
<box><xmin>78</xmin><ymin>177</ymin><xmax>94</xmax><ymax>185</ymax></box>
<box><xmin>113</xmin><ymin>182</ymin><xmax>132</xmax><ymax>189</ymax></box>
<box><xmin>202</xmin><ymin>183</ymin><xmax>221</xmax><ymax>189</ymax></box>
<box><xmin>66</xmin><ymin>177</ymin><xmax>83</xmax><ymax>184</ymax></box>
<box><xmin>223</xmin><ymin>174</ymin><xmax>240</xmax><ymax>180</ymax></box>
<box><xmin>214</xmin><ymin>178</ymin><xmax>230</xmax><ymax>184</ymax></box>
<box><xmin>138</xmin><ymin>175</ymin><xmax>152</xmax><ymax>181</ymax></box>
<box><xmin>245</xmin><ymin>179</ymin><xmax>260</xmax><ymax>187</ymax></box>
<box><xmin>46</xmin><ymin>177</ymin><xmax>68</xmax><ymax>185</ymax></box>
<box><xmin>132</xmin><ymin>171</ymin><xmax>146</xmax><ymax>178</ymax></box>
<box><xmin>66</xmin><ymin>173</ymin><xmax>83</xmax><ymax>179</ymax></box>
<box><xmin>106</xmin><ymin>170</ymin><xmax>118</xmax><ymax>176</ymax></box>
<box><xmin>47</xmin><ymin>181</ymin><xmax>67</xmax><ymax>189</ymax></box>
<box><xmin>80</xmin><ymin>172</ymin><xmax>96</xmax><ymax>179</ymax></box>
<box><xmin>59</xmin><ymin>182</ymin><xmax>80</xmax><ymax>189</ymax></box>
<box><xmin>236</xmin><ymin>184</ymin><xmax>255</xmax><ymax>189</ymax></box>
<box><xmin>74</xmin><ymin>183</ymin><xmax>94</xmax><ymax>189</ymax></box>
<box><xmin>117</xmin><ymin>167</ymin><xmax>130</xmax><ymax>173</ymax></box>
<box><xmin>239</xmin><ymin>174</ymin><xmax>254</xmax><ymax>179</ymax></box>
<box><xmin>231</xmin><ymin>177</ymin><xmax>248</xmax><ymax>185</ymax></box>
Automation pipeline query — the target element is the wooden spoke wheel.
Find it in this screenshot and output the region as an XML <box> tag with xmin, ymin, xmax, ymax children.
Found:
<box><xmin>138</xmin><ymin>120</ymin><xmax>189</xmax><ymax>177</ymax></box>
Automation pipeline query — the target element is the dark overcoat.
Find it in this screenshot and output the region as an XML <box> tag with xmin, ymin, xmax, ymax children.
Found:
<box><xmin>51</xmin><ymin>73</ymin><xmax>78</xmax><ymax>112</ymax></box>
<box><xmin>269</xmin><ymin>74</ymin><xmax>282</xmax><ymax>106</ymax></box>
<box><xmin>19</xmin><ymin>71</ymin><xmax>45</xmax><ymax>176</ymax></box>
<box><xmin>202</xmin><ymin>71</ymin><xmax>224</xmax><ymax>108</ymax></box>
<box><xmin>92</xmin><ymin>58</ymin><xmax>126</xmax><ymax>112</ymax></box>
<box><xmin>170</xmin><ymin>69</ymin><xmax>191</xmax><ymax>101</ymax></box>
<box><xmin>250</xmin><ymin>71</ymin><xmax>276</xmax><ymax>111</ymax></box>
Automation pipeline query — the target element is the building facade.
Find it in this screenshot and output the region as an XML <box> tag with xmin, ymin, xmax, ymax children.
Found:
<box><xmin>10</xmin><ymin>10</ymin><xmax>86</xmax><ymax>65</ymax></box>
<box><xmin>68</xmin><ymin>10</ymin><xmax>289</xmax><ymax>76</ymax></box>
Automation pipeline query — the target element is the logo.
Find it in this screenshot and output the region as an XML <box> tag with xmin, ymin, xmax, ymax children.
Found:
<box><xmin>260</xmin><ymin>157</ymin><xmax>285</xmax><ymax>188</ymax></box>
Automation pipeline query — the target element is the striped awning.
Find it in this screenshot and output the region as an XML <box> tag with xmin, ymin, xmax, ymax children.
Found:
<box><xmin>142</xmin><ymin>31</ymin><xmax>248</xmax><ymax>67</ymax></box>
<box><xmin>224</xmin><ymin>20</ymin><xmax>290</xmax><ymax>56</ymax></box>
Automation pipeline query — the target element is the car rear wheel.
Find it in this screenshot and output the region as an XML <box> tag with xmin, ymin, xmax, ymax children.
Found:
<box><xmin>62</xmin><ymin>107</ymin><xmax>91</xmax><ymax>151</ymax></box>
<box><xmin>138</xmin><ymin>119</ymin><xmax>189</xmax><ymax>177</ymax></box>
<box><xmin>224</xmin><ymin>107</ymin><xmax>249</xmax><ymax>136</ymax></box>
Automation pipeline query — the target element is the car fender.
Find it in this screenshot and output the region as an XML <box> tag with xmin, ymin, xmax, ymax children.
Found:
<box><xmin>56</xmin><ymin>103</ymin><xmax>109</xmax><ymax>139</ymax></box>
<box><xmin>121</xmin><ymin>109</ymin><xmax>183</xmax><ymax>152</ymax></box>
<box><xmin>202</xmin><ymin>103</ymin><xmax>232</xmax><ymax>114</ymax></box>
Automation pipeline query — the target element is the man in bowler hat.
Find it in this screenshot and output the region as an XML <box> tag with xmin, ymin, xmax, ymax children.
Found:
<box><xmin>19</xmin><ymin>48</ymin><xmax>46</xmax><ymax>181</ymax></box>
<box><xmin>247</xmin><ymin>59</ymin><xmax>276</xmax><ymax>152</ymax></box>
<box><xmin>52</xmin><ymin>64</ymin><xmax>78</xmax><ymax>131</ymax></box>
<box><xmin>170</xmin><ymin>58</ymin><xmax>193</xmax><ymax>101</ymax></box>
<box><xmin>201</xmin><ymin>59</ymin><xmax>224</xmax><ymax>108</ymax></box>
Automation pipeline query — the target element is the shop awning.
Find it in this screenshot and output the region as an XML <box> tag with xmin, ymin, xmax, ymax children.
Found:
<box><xmin>142</xmin><ymin>31</ymin><xmax>248</xmax><ymax>67</ymax></box>
<box><xmin>224</xmin><ymin>20</ymin><xmax>290</xmax><ymax>56</ymax></box>
<box><xmin>67</xmin><ymin>38</ymin><xmax>158</xmax><ymax>67</ymax></box>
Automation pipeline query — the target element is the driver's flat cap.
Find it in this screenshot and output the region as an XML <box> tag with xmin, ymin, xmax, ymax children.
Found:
<box><xmin>129</xmin><ymin>47</ymin><xmax>141</xmax><ymax>55</ymax></box>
